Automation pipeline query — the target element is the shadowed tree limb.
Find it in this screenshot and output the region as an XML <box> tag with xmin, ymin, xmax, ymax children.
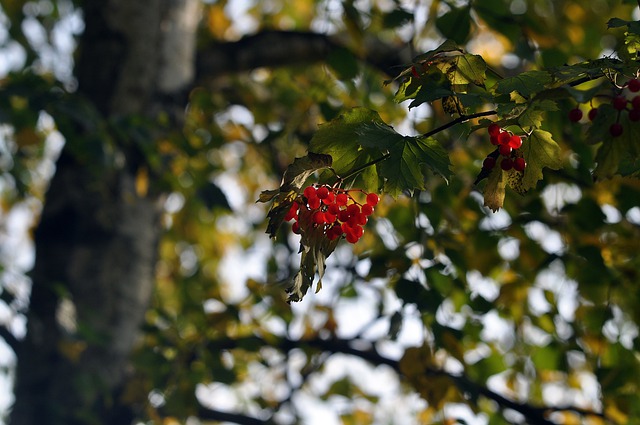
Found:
<box><xmin>196</xmin><ymin>30</ymin><xmax>411</xmax><ymax>81</ymax></box>
<box><xmin>202</xmin><ymin>335</ymin><xmax>609</xmax><ymax>425</ymax></box>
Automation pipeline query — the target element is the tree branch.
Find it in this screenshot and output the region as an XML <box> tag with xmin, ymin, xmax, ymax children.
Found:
<box><xmin>195</xmin><ymin>30</ymin><xmax>411</xmax><ymax>81</ymax></box>
<box><xmin>205</xmin><ymin>335</ymin><xmax>610</xmax><ymax>425</ymax></box>
<box><xmin>0</xmin><ymin>325</ymin><xmax>19</xmax><ymax>353</ymax></box>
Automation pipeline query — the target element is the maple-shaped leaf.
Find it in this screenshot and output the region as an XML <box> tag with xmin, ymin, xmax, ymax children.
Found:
<box><xmin>434</xmin><ymin>53</ymin><xmax>487</xmax><ymax>87</ymax></box>
<box><xmin>357</xmin><ymin>122</ymin><xmax>452</xmax><ymax>197</ymax></box>
<box><xmin>520</xmin><ymin>129</ymin><xmax>563</xmax><ymax>191</ymax></box>
<box><xmin>286</xmin><ymin>204</ymin><xmax>340</xmax><ymax>302</ymax></box>
<box><xmin>258</xmin><ymin>152</ymin><xmax>332</xmax><ymax>238</ymax></box>
<box><xmin>494</xmin><ymin>70</ymin><xmax>552</xmax><ymax>98</ymax></box>
<box><xmin>308</xmin><ymin>107</ymin><xmax>382</xmax><ymax>191</ymax></box>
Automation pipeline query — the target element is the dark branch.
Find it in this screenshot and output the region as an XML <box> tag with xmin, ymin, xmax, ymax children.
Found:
<box><xmin>0</xmin><ymin>325</ymin><xmax>19</xmax><ymax>353</ymax></box>
<box><xmin>196</xmin><ymin>30</ymin><xmax>410</xmax><ymax>81</ymax></box>
<box><xmin>204</xmin><ymin>335</ymin><xmax>613</xmax><ymax>425</ymax></box>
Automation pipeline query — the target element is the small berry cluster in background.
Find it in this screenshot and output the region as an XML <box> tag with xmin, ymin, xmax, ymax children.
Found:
<box><xmin>482</xmin><ymin>123</ymin><xmax>526</xmax><ymax>172</ymax></box>
<box><xmin>568</xmin><ymin>77</ymin><xmax>640</xmax><ymax>137</ymax></box>
<box><xmin>285</xmin><ymin>185</ymin><xmax>379</xmax><ymax>244</ymax></box>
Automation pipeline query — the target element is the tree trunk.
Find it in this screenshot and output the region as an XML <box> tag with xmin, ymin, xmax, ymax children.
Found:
<box><xmin>10</xmin><ymin>1</ymin><xmax>200</xmax><ymax>424</ymax></box>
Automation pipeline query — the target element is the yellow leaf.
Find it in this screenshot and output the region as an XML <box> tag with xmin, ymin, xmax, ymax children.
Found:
<box><xmin>483</xmin><ymin>164</ymin><xmax>506</xmax><ymax>212</ymax></box>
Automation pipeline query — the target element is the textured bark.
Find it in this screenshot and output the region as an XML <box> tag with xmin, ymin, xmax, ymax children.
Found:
<box><xmin>10</xmin><ymin>1</ymin><xmax>200</xmax><ymax>424</ymax></box>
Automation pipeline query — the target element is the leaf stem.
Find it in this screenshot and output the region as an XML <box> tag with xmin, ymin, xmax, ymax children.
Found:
<box><xmin>423</xmin><ymin>110</ymin><xmax>497</xmax><ymax>138</ymax></box>
<box><xmin>338</xmin><ymin>153</ymin><xmax>391</xmax><ymax>183</ymax></box>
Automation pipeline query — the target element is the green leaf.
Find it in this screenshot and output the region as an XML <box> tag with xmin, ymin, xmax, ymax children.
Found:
<box><xmin>357</xmin><ymin>122</ymin><xmax>452</xmax><ymax>197</ymax></box>
<box><xmin>521</xmin><ymin>129</ymin><xmax>563</xmax><ymax>191</ymax></box>
<box><xmin>327</xmin><ymin>47</ymin><xmax>359</xmax><ymax>80</ymax></box>
<box><xmin>437</xmin><ymin>53</ymin><xmax>487</xmax><ymax>86</ymax></box>
<box><xmin>308</xmin><ymin>107</ymin><xmax>380</xmax><ymax>177</ymax></box>
<box><xmin>495</xmin><ymin>70</ymin><xmax>552</xmax><ymax>98</ymax></box>
<box><xmin>517</xmin><ymin>99</ymin><xmax>558</xmax><ymax>130</ymax></box>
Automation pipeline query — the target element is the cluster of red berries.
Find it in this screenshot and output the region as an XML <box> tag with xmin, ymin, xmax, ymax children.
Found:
<box><xmin>482</xmin><ymin>123</ymin><xmax>527</xmax><ymax>172</ymax></box>
<box><xmin>568</xmin><ymin>77</ymin><xmax>640</xmax><ymax>137</ymax></box>
<box><xmin>284</xmin><ymin>185</ymin><xmax>379</xmax><ymax>244</ymax></box>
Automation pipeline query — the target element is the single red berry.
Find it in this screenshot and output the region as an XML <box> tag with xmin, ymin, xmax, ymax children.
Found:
<box><xmin>513</xmin><ymin>157</ymin><xmax>526</xmax><ymax>172</ymax></box>
<box><xmin>316</xmin><ymin>186</ymin><xmax>329</xmax><ymax>199</ymax></box>
<box><xmin>284</xmin><ymin>203</ymin><xmax>299</xmax><ymax>221</ymax></box>
<box><xmin>292</xmin><ymin>222</ymin><xmax>300</xmax><ymax>234</ymax></box>
<box><xmin>630</xmin><ymin>109</ymin><xmax>640</xmax><ymax>122</ymax></box>
<box><xmin>482</xmin><ymin>156</ymin><xmax>496</xmax><ymax>170</ymax></box>
<box><xmin>345</xmin><ymin>231</ymin><xmax>359</xmax><ymax>244</ymax></box>
<box><xmin>308</xmin><ymin>196</ymin><xmax>321</xmax><ymax>210</ymax></box>
<box><xmin>610</xmin><ymin>122</ymin><xmax>623</xmax><ymax>137</ymax></box>
<box><xmin>568</xmin><ymin>108</ymin><xmax>583</xmax><ymax>122</ymax></box>
<box><xmin>322</xmin><ymin>191</ymin><xmax>335</xmax><ymax>205</ymax></box>
<box><xmin>613</xmin><ymin>96</ymin><xmax>628</xmax><ymax>111</ymax></box>
<box><xmin>366</xmin><ymin>192</ymin><xmax>380</xmax><ymax>206</ymax></box>
<box><xmin>336</xmin><ymin>193</ymin><xmax>348</xmax><ymax>206</ymax></box>
<box><xmin>337</xmin><ymin>210</ymin><xmax>350</xmax><ymax>223</ymax></box>
<box><xmin>312</xmin><ymin>211</ymin><xmax>326</xmax><ymax>225</ymax></box>
<box><xmin>499</xmin><ymin>144</ymin><xmax>512</xmax><ymax>157</ymax></box>
<box><xmin>327</xmin><ymin>204</ymin><xmax>340</xmax><ymax>215</ymax></box>
<box><xmin>628</xmin><ymin>78</ymin><xmax>640</xmax><ymax>93</ymax></box>
<box><xmin>500</xmin><ymin>158</ymin><xmax>513</xmax><ymax>171</ymax></box>
<box><xmin>498</xmin><ymin>132</ymin><xmax>511</xmax><ymax>145</ymax></box>
<box><xmin>508</xmin><ymin>135</ymin><xmax>522</xmax><ymax>149</ymax></box>
<box><xmin>632</xmin><ymin>95</ymin><xmax>640</xmax><ymax>110</ymax></box>
<box><xmin>588</xmin><ymin>107</ymin><xmax>598</xmax><ymax>121</ymax></box>
<box><xmin>352</xmin><ymin>225</ymin><xmax>364</xmax><ymax>238</ymax></box>
<box><xmin>488</xmin><ymin>123</ymin><xmax>501</xmax><ymax>137</ymax></box>
<box><xmin>490</xmin><ymin>135</ymin><xmax>500</xmax><ymax>146</ymax></box>
<box><xmin>346</xmin><ymin>203</ymin><xmax>361</xmax><ymax>216</ymax></box>
<box><xmin>361</xmin><ymin>204</ymin><xmax>374</xmax><ymax>216</ymax></box>
<box><xmin>324</xmin><ymin>212</ymin><xmax>337</xmax><ymax>223</ymax></box>
<box><xmin>303</xmin><ymin>186</ymin><xmax>316</xmax><ymax>198</ymax></box>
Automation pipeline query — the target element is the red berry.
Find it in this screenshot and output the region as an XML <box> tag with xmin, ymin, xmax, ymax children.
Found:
<box><xmin>303</xmin><ymin>186</ymin><xmax>316</xmax><ymax>198</ymax></box>
<box><xmin>588</xmin><ymin>107</ymin><xmax>598</xmax><ymax>121</ymax></box>
<box><xmin>500</xmin><ymin>158</ymin><xmax>513</xmax><ymax>171</ymax></box>
<box><xmin>366</xmin><ymin>193</ymin><xmax>379</xmax><ymax>206</ymax></box>
<box><xmin>490</xmin><ymin>135</ymin><xmax>500</xmax><ymax>146</ymax></box>
<box><xmin>488</xmin><ymin>123</ymin><xmax>501</xmax><ymax>137</ymax></box>
<box><xmin>336</xmin><ymin>193</ymin><xmax>348</xmax><ymax>206</ymax></box>
<box><xmin>568</xmin><ymin>108</ymin><xmax>583</xmax><ymax>122</ymax></box>
<box><xmin>508</xmin><ymin>135</ymin><xmax>522</xmax><ymax>149</ymax></box>
<box><xmin>610</xmin><ymin>123</ymin><xmax>623</xmax><ymax>137</ymax></box>
<box><xmin>630</xmin><ymin>109</ymin><xmax>640</xmax><ymax>122</ymax></box>
<box><xmin>322</xmin><ymin>191</ymin><xmax>335</xmax><ymax>205</ymax></box>
<box><xmin>513</xmin><ymin>157</ymin><xmax>526</xmax><ymax>172</ymax></box>
<box><xmin>324</xmin><ymin>212</ymin><xmax>337</xmax><ymax>223</ymax></box>
<box><xmin>292</xmin><ymin>222</ymin><xmax>300</xmax><ymax>234</ymax></box>
<box><xmin>308</xmin><ymin>196</ymin><xmax>321</xmax><ymax>210</ymax></box>
<box><xmin>632</xmin><ymin>95</ymin><xmax>640</xmax><ymax>110</ymax></box>
<box><xmin>411</xmin><ymin>65</ymin><xmax>420</xmax><ymax>79</ymax></box>
<box><xmin>499</xmin><ymin>144</ymin><xmax>512</xmax><ymax>157</ymax></box>
<box><xmin>628</xmin><ymin>78</ymin><xmax>640</xmax><ymax>92</ymax></box>
<box><xmin>346</xmin><ymin>203</ymin><xmax>360</xmax><ymax>216</ymax></box>
<box><xmin>285</xmin><ymin>203</ymin><xmax>299</xmax><ymax>221</ymax></box>
<box><xmin>316</xmin><ymin>186</ymin><xmax>329</xmax><ymax>199</ymax></box>
<box><xmin>361</xmin><ymin>204</ymin><xmax>374</xmax><ymax>216</ymax></box>
<box><xmin>498</xmin><ymin>132</ymin><xmax>511</xmax><ymax>145</ymax></box>
<box><xmin>337</xmin><ymin>210</ymin><xmax>350</xmax><ymax>223</ymax></box>
<box><xmin>345</xmin><ymin>231</ymin><xmax>359</xmax><ymax>244</ymax></box>
<box><xmin>327</xmin><ymin>204</ymin><xmax>340</xmax><ymax>215</ymax></box>
<box><xmin>312</xmin><ymin>211</ymin><xmax>325</xmax><ymax>225</ymax></box>
<box><xmin>482</xmin><ymin>156</ymin><xmax>496</xmax><ymax>170</ymax></box>
<box><xmin>613</xmin><ymin>96</ymin><xmax>628</xmax><ymax>111</ymax></box>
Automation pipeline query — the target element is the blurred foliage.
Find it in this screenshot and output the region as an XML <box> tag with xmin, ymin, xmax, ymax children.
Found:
<box><xmin>2</xmin><ymin>0</ymin><xmax>640</xmax><ymax>424</ymax></box>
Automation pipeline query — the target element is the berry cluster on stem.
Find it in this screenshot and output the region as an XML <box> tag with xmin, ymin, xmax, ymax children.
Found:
<box><xmin>483</xmin><ymin>123</ymin><xmax>526</xmax><ymax>172</ymax></box>
<box><xmin>285</xmin><ymin>185</ymin><xmax>379</xmax><ymax>244</ymax></box>
<box><xmin>569</xmin><ymin>77</ymin><xmax>640</xmax><ymax>137</ymax></box>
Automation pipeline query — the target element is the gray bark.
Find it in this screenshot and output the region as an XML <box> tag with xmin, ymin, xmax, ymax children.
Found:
<box><xmin>10</xmin><ymin>1</ymin><xmax>199</xmax><ymax>424</ymax></box>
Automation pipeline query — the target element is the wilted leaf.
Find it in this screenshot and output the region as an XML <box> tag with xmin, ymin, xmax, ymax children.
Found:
<box><xmin>258</xmin><ymin>152</ymin><xmax>332</xmax><ymax>238</ymax></box>
<box><xmin>483</xmin><ymin>163</ymin><xmax>506</xmax><ymax>212</ymax></box>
